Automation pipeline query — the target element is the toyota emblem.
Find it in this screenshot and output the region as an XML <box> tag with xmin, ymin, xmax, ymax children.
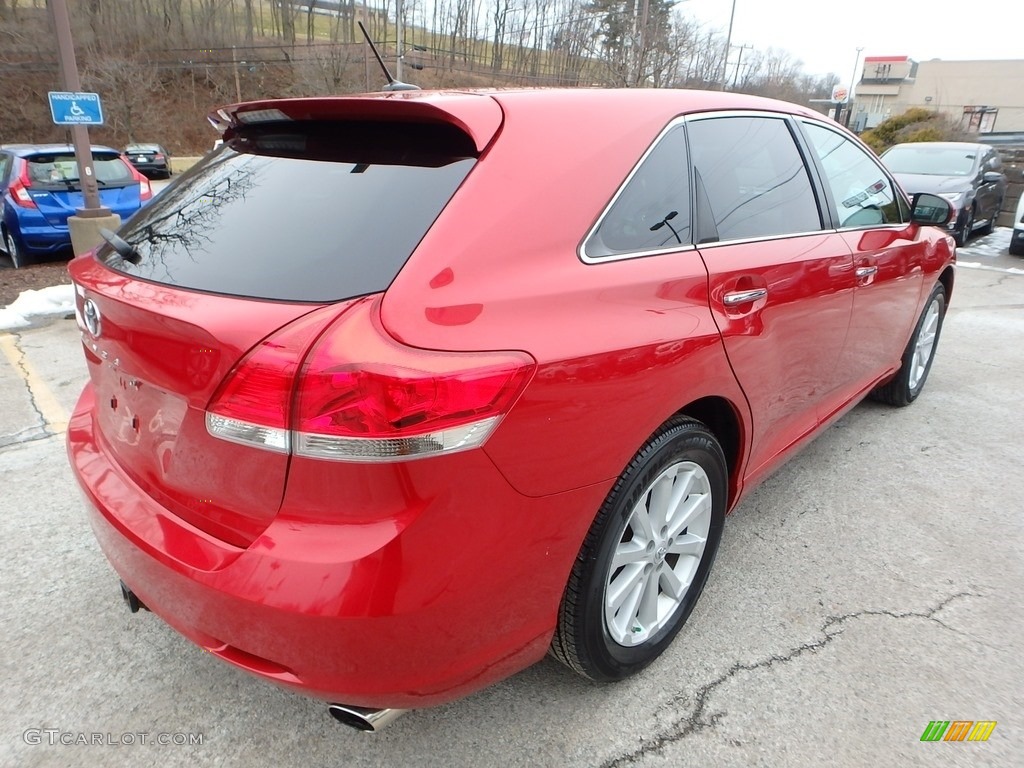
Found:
<box><xmin>83</xmin><ymin>298</ymin><xmax>102</xmax><ymax>338</ymax></box>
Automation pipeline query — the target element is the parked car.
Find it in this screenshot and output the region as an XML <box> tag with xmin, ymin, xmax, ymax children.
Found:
<box><xmin>1010</xmin><ymin>194</ymin><xmax>1024</xmax><ymax>256</ymax></box>
<box><xmin>881</xmin><ymin>141</ymin><xmax>1006</xmax><ymax>247</ymax></box>
<box><xmin>123</xmin><ymin>143</ymin><xmax>172</xmax><ymax>178</ymax></box>
<box><xmin>67</xmin><ymin>89</ymin><xmax>955</xmax><ymax>731</ymax></box>
<box><xmin>0</xmin><ymin>144</ymin><xmax>152</xmax><ymax>268</ymax></box>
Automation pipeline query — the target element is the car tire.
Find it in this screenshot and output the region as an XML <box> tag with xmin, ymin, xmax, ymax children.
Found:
<box><xmin>1010</xmin><ymin>234</ymin><xmax>1024</xmax><ymax>257</ymax></box>
<box><xmin>550</xmin><ymin>416</ymin><xmax>726</xmax><ymax>682</ymax></box>
<box><xmin>871</xmin><ymin>283</ymin><xmax>946</xmax><ymax>408</ymax></box>
<box><xmin>955</xmin><ymin>207</ymin><xmax>974</xmax><ymax>247</ymax></box>
<box><xmin>3</xmin><ymin>229</ymin><xmax>28</xmax><ymax>269</ymax></box>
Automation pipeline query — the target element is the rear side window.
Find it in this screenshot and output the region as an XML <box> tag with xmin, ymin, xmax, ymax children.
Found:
<box><xmin>26</xmin><ymin>152</ymin><xmax>133</xmax><ymax>188</ymax></box>
<box><xmin>585</xmin><ymin>125</ymin><xmax>691</xmax><ymax>258</ymax></box>
<box><xmin>101</xmin><ymin>121</ymin><xmax>476</xmax><ymax>302</ymax></box>
<box><xmin>688</xmin><ymin>116</ymin><xmax>821</xmax><ymax>242</ymax></box>
<box><xmin>803</xmin><ymin>123</ymin><xmax>903</xmax><ymax>228</ymax></box>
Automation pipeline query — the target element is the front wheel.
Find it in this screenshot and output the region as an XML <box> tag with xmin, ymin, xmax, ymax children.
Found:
<box><xmin>955</xmin><ymin>207</ymin><xmax>974</xmax><ymax>247</ymax></box>
<box><xmin>871</xmin><ymin>283</ymin><xmax>946</xmax><ymax>407</ymax></box>
<box><xmin>550</xmin><ymin>417</ymin><xmax>726</xmax><ymax>682</ymax></box>
<box><xmin>976</xmin><ymin>199</ymin><xmax>1001</xmax><ymax>237</ymax></box>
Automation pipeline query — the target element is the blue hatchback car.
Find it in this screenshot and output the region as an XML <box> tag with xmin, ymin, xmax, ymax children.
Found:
<box><xmin>0</xmin><ymin>144</ymin><xmax>152</xmax><ymax>268</ymax></box>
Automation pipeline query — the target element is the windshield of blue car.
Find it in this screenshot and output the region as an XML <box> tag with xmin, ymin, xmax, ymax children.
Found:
<box><xmin>882</xmin><ymin>146</ymin><xmax>977</xmax><ymax>176</ymax></box>
<box><xmin>25</xmin><ymin>152</ymin><xmax>135</xmax><ymax>189</ymax></box>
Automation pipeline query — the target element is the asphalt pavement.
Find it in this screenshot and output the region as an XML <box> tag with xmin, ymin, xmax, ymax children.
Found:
<box><xmin>1</xmin><ymin>235</ymin><xmax>1022</xmax><ymax>767</ymax></box>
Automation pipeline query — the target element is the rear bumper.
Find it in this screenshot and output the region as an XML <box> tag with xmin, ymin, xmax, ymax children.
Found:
<box><xmin>67</xmin><ymin>383</ymin><xmax>607</xmax><ymax>708</ymax></box>
<box><xmin>129</xmin><ymin>162</ymin><xmax>169</xmax><ymax>175</ymax></box>
<box><xmin>10</xmin><ymin>221</ymin><xmax>71</xmax><ymax>254</ymax></box>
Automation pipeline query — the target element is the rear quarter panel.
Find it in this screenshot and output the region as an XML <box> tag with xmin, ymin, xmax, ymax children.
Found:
<box><xmin>382</xmin><ymin>92</ymin><xmax>749</xmax><ymax>498</ymax></box>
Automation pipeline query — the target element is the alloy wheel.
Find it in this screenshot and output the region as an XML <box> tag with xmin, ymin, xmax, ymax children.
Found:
<box><xmin>604</xmin><ymin>460</ymin><xmax>712</xmax><ymax>647</ymax></box>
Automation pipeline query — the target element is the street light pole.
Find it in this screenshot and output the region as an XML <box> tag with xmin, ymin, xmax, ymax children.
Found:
<box><xmin>845</xmin><ymin>46</ymin><xmax>864</xmax><ymax>127</ymax></box>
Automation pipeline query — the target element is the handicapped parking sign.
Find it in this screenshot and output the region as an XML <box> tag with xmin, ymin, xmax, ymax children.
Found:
<box><xmin>48</xmin><ymin>91</ymin><xmax>104</xmax><ymax>125</ymax></box>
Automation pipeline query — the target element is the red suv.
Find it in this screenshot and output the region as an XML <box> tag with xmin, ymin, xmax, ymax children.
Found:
<box><xmin>67</xmin><ymin>89</ymin><xmax>955</xmax><ymax>731</ymax></box>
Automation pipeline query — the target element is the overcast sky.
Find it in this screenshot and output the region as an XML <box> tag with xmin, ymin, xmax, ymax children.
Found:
<box><xmin>683</xmin><ymin>0</ymin><xmax>1022</xmax><ymax>83</ymax></box>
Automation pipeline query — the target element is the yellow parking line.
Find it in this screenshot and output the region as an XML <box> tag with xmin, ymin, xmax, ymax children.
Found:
<box><xmin>0</xmin><ymin>333</ymin><xmax>69</xmax><ymax>435</ymax></box>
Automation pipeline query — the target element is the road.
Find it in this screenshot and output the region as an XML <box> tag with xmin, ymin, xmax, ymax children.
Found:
<box><xmin>1</xmin><ymin>241</ymin><xmax>1022</xmax><ymax>767</ymax></box>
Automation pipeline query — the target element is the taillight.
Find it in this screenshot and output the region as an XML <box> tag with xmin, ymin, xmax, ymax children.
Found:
<box><xmin>206</xmin><ymin>297</ymin><xmax>535</xmax><ymax>462</ymax></box>
<box><xmin>294</xmin><ymin>299</ymin><xmax>534</xmax><ymax>461</ymax></box>
<box><xmin>10</xmin><ymin>166</ymin><xmax>36</xmax><ymax>208</ymax></box>
<box><xmin>124</xmin><ymin>159</ymin><xmax>152</xmax><ymax>201</ymax></box>
<box><xmin>206</xmin><ymin>306</ymin><xmax>341</xmax><ymax>453</ymax></box>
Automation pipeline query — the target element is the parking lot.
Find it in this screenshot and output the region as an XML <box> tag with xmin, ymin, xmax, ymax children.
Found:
<box><xmin>1</xmin><ymin>235</ymin><xmax>1022</xmax><ymax>767</ymax></box>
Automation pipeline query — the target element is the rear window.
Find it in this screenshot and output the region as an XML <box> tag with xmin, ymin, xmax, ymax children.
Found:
<box><xmin>26</xmin><ymin>152</ymin><xmax>134</xmax><ymax>189</ymax></box>
<box><xmin>100</xmin><ymin>121</ymin><xmax>477</xmax><ymax>302</ymax></box>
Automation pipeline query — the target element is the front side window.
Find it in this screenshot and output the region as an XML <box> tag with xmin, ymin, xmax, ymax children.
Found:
<box><xmin>687</xmin><ymin>116</ymin><xmax>821</xmax><ymax>242</ymax></box>
<box><xmin>804</xmin><ymin>123</ymin><xmax>902</xmax><ymax>228</ymax></box>
<box><xmin>585</xmin><ymin>125</ymin><xmax>691</xmax><ymax>259</ymax></box>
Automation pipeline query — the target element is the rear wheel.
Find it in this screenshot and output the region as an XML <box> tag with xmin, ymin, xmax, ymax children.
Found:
<box><xmin>550</xmin><ymin>417</ymin><xmax>726</xmax><ymax>681</ymax></box>
<box><xmin>3</xmin><ymin>229</ymin><xmax>27</xmax><ymax>269</ymax></box>
<box><xmin>871</xmin><ymin>283</ymin><xmax>946</xmax><ymax>407</ymax></box>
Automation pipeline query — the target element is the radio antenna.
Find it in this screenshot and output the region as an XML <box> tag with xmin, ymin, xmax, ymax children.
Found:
<box><xmin>357</xmin><ymin>21</ymin><xmax>420</xmax><ymax>92</ymax></box>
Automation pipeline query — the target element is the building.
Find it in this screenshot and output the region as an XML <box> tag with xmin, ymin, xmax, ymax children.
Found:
<box><xmin>853</xmin><ymin>56</ymin><xmax>1024</xmax><ymax>134</ymax></box>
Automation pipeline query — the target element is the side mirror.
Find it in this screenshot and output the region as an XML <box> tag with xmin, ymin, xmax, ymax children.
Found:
<box><xmin>910</xmin><ymin>193</ymin><xmax>954</xmax><ymax>226</ymax></box>
<box><xmin>983</xmin><ymin>171</ymin><xmax>1003</xmax><ymax>183</ymax></box>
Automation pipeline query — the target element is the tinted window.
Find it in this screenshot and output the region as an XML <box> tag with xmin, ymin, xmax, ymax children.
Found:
<box><xmin>586</xmin><ymin>125</ymin><xmax>690</xmax><ymax>258</ymax></box>
<box><xmin>25</xmin><ymin>152</ymin><xmax>134</xmax><ymax>188</ymax></box>
<box><xmin>803</xmin><ymin>123</ymin><xmax>903</xmax><ymax>228</ymax></box>
<box><xmin>100</xmin><ymin>122</ymin><xmax>476</xmax><ymax>302</ymax></box>
<box><xmin>688</xmin><ymin>117</ymin><xmax>821</xmax><ymax>242</ymax></box>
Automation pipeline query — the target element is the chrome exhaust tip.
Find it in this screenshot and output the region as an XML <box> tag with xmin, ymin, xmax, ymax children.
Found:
<box><xmin>119</xmin><ymin>581</ymin><xmax>148</xmax><ymax>613</ymax></box>
<box><xmin>328</xmin><ymin>704</ymin><xmax>407</xmax><ymax>732</ymax></box>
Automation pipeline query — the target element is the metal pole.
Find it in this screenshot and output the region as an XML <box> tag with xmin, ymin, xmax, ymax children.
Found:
<box><xmin>720</xmin><ymin>0</ymin><xmax>737</xmax><ymax>90</ymax></box>
<box><xmin>845</xmin><ymin>46</ymin><xmax>864</xmax><ymax>127</ymax></box>
<box><xmin>47</xmin><ymin>0</ymin><xmax>106</xmax><ymax>215</ymax></box>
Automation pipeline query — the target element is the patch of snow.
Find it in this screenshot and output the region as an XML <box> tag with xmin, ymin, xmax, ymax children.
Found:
<box><xmin>0</xmin><ymin>284</ymin><xmax>76</xmax><ymax>331</ymax></box>
<box><xmin>958</xmin><ymin>226</ymin><xmax>1012</xmax><ymax>259</ymax></box>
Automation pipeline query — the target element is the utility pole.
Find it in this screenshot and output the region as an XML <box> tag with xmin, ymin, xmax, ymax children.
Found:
<box><xmin>636</xmin><ymin>0</ymin><xmax>650</xmax><ymax>87</ymax></box>
<box><xmin>731</xmin><ymin>43</ymin><xmax>753</xmax><ymax>90</ymax></box>
<box><xmin>232</xmin><ymin>45</ymin><xmax>242</xmax><ymax>102</ymax></box>
<box><xmin>396</xmin><ymin>0</ymin><xmax>404</xmax><ymax>83</ymax></box>
<box><xmin>719</xmin><ymin>0</ymin><xmax>737</xmax><ymax>90</ymax></box>
<box><xmin>47</xmin><ymin>0</ymin><xmax>119</xmax><ymax>255</ymax></box>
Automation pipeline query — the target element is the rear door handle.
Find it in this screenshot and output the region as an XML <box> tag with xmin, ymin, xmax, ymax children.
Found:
<box><xmin>855</xmin><ymin>266</ymin><xmax>878</xmax><ymax>278</ymax></box>
<box><xmin>723</xmin><ymin>288</ymin><xmax>768</xmax><ymax>306</ymax></box>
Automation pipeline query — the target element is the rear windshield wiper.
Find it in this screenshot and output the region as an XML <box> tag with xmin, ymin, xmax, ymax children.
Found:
<box><xmin>53</xmin><ymin>176</ymin><xmax>107</xmax><ymax>187</ymax></box>
<box><xmin>99</xmin><ymin>228</ymin><xmax>142</xmax><ymax>265</ymax></box>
